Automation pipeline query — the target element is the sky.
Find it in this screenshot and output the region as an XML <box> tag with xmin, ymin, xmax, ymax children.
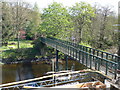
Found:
<box><xmin>24</xmin><ymin>0</ymin><xmax>120</xmax><ymax>14</ymax></box>
<box><xmin>6</xmin><ymin>0</ymin><xmax>120</xmax><ymax>14</ymax></box>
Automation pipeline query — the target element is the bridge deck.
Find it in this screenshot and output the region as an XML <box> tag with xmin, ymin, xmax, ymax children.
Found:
<box><xmin>40</xmin><ymin>37</ymin><xmax>119</xmax><ymax>79</ymax></box>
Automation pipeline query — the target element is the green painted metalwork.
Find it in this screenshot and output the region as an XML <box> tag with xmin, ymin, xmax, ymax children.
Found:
<box><xmin>65</xmin><ymin>55</ymin><xmax>68</xmax><ymax>70</ymax></box>
<box><xmin>40</xmin><ymin>37</ymin><xmax>119</xmax><ymax>79</ymax></box>
<box><xmin>86</xmin><ymin>53</ymin><xmax>88</xmax><ymax>66</ymax></box>
<box><xmin>56</xmin><ymin>49</ymin><xmax>59</xmax><ymax>72</ymax></box>
<box><xmin>98</xmin><ymin>58</ymin><xmax>100</xmax><ymax>71</ymax></box>
<box><xmin>106</xmin><ymin>61</ymin><xmax>108</xmax><ymax>75</ymax></box>
<box><xmin>79</xmin><ymin>51</ymin><xmax>81</xmax><ymax>63</ymax></box>
<box><xmin>89</xmin><ymin>54</ymin><xmax>92</xmax><ymax>69</ymax></box>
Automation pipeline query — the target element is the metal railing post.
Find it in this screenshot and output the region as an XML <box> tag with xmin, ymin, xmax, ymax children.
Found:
<box><xmin>98</xmin><ymin>58</ymin><xmax>100</xmax><ymax>71</ymax></box>
<box><xmin>65</xmin><ymin>55</ymin><xmax>68</xmax><ymax>70</ymax></box>
<box><xmin>56</xmin><ymin>49</ymin><xmax>59</xmax><ymax>72</ymax></box>
<box><xmin>90</xmin><ymin>54</ymin><xmax>92</xmax><ymax>69</ymax></box>
<box><xmin>105</xmin><ymin>61</ymin><xmax>108</xmax><ymax>75</ymax></box>
<box><xmin>86</xmin><ymin>53</ymin><xmax>88</xmax><ymax>66</ymax></box>
<box><xmin>95</xmin><ymin>57</ymin><xmax>97</xmax><ymax>70</ymax></box>
<box><xmin>79</xmin><ymin>50</ymin><xmax>81</xmax><ymax>63</ymax></box>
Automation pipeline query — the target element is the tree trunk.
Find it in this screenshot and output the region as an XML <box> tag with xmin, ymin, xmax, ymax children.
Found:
<box><xmin>118</xmin><ymin>32</ymin><xmax>120</xmax><ymax>56</ymax></box>
<box><xmin>78</xmin><ymin>28</ymin><xmax>82</xmax><ymax>44</ymax></box>
<box><xmin>118</xmin><ymin>45</ymin><xmax>120</xmax><ymax>56</ymax></box>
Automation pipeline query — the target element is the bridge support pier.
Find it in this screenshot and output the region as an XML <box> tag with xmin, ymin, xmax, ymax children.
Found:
<box><xmin>56</xmin><ymin>49</ymin><xmax>59</xmax><ymax>72</ymax></box>
<box><xmin>65</xmin><ymin>55</ymin><xmax>68</xmax><ymax>70</ymax></box>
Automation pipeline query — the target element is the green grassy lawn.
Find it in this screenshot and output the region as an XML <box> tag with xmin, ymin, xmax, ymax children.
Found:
<box><xmin>1</xmin><ymin>40</ymin><xmax>37</xmax><ymax>61</ymax></box>
<box><xmin>1</xmin><ymin>40</ymin><xmax>33</xmax><ymax>51</ymax></box>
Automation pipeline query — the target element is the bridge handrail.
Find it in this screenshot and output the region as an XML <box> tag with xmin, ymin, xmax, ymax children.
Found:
<box><xmin>50</xmin><ymin>37</ymin><xmax>120</xmax><ymax>58</ymax></box>
<box><xmin>50</xmin><ymin>38</ymin><xmax>117</xmax><ymax>63</ymax></box>
<box><xmin>40</xmin><ymin>37</ymin><xmax>118</xmax><ymax>79</ymax></box>
<box><xmin>48</xmin><ymin>37</ymin><xmax>120</xmax><ymax>68</ymax></box>
<box><xmin>40</xmin><ymin>37</ymin><xmax>118</xmax><ymax>64</ymax></box>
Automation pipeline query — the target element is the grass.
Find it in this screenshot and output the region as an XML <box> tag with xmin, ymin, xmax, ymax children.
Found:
<box><xmin>80</xmin><ymin>42</ymin><xmax>91</xmax><ymax>48</ymax></box>
<box><xmin>1</xmin><ymin>40</ymin><xmax>35</xmax><ymax>63</ymax></box>
<box><xmin>1</xmin><ymin>40</ymin><xmax>33</xmax><ymax>51</ymax></box>
<box><xmin>2</xmin><ymin>48</ymin><xmax>40</xmax><ymax>61</ymax></box>
<box><xmin>1</xmin><ymin>40</ymin><xmax>44</xmax><ymax>63</ymax></box>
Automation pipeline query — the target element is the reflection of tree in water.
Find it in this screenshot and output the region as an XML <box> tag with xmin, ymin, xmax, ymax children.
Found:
<box><xmin>59</xmin><ymin>64</ymin><xmax>63</xmax><ymax>71</ymax></box>
<box><xmin>71</xmin><ymin>63</ymin><xmax>75</xmax><ymax>71</ymax></box>
<box><xmin>16</xmin><ymin>62</ymin><xmax>34</xmax><ymax>81</ymax></box>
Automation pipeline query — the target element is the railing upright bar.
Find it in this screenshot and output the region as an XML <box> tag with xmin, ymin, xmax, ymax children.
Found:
<box><xmin>90</xmin><ymin>54</ymin><xmax>92</xmax><ymax>69</ymax></box>
<box><xmin>73</xmin><ymin>47</ymin><xmax>74</xmax><ymax>59</ymax></box>
<box><xmin>86</xmin><ymin>53</ymin><xmax>88</xmax><ymax>66</ymax></box>
<box><xmin>106</xmin><ymin>53</ymin><xmax>108</xmax><ymax>60</ymax></box>
<box><xmin>114</xmin><ymin>63</ymin><xmax>117</xmax><ymax>79</ymax></box>
<box><xmin>98</xmin><ymin>58</ymin><xmax>100</xmax><ymax>71</ymax></box>
<box><xmin>95</xmin><ymin>57</ymin><xmax>97</xmax><ymax>70</ymax></box>
<box><xmin>79</xmin><ymin>50</ymin><xmax>81</xmax><ymax>63</ymax></box>
<box><xmin>82</xmin><ymin>51</ymin><xmax>84</xmax><ymax>64</ymax></box>
<box><xmin>105</xmin><ymin>61</ymin><xmax>108</xmax><ymax>75</ymax></box>
<box><xmin>76</xmin><ymin>49</ymin><xmax>78</xmax><ymax>60</ymax></box>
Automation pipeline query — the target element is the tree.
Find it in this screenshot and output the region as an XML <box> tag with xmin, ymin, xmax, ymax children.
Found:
<box><xmin>117</xmin><ymin>2</ymin><xmax>120</xmax><ymax>56</ymax></box>
<box><xmin>15</xmin><ymin>1</ymin><xmax>32</xmax><ymax>48</ymax></box>
<box><xmin>2</xmin><ymin>2</ymin><xmax>15</xmax><ymax>45</ymax></box>
<box><xmin>41</xmin><ymin>2</ymin><xmax>73</xmax><ymax>40</ymax></box>
<box><xmin>69</xmin><ymin>2</ymin><xmax>95</xmax><ymax>43</ymax></box>
<box><xmin>91</xmin><ymin>5</ymin><xmax>117</xmax><ymax>49</ymax></box>
<box><xmin>98</xmin><ymin>6</ymin><xmax>114</xmax><ymax>48</ymax></box>
<box><xmin>2</xmin><ymin>1</ymin><xmax>32</xmax><ymax>47</ymax></box>
<box><xmin>26</xmin><ymin>3</ymin><xmax>41</xmax><ymax>40</ymax></box>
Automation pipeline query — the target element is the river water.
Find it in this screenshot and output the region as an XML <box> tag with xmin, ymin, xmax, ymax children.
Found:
<box><xmin>1</xmin><ymin>60</ymin><xmax>87</xmax><ymax>84</ymax></box>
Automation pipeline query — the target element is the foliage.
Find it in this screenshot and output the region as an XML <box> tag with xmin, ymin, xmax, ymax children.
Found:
<box><xmin>69</xmin><ymin>2</ymin><xmax>95</xmax><ymax>43</ymax></box>
<box><xmin>80</xmin><ymin>42</ymin><xmax>91</xmax><ymax>48</ymax></box>
<box><xmin>32</xmin><ymin>39</ymin><xmax>45</xmax><ymax>51</ymax></box>
<box><xmin>90</xmin><ymin>5</ymin><xmax>117</xmax><ymax>49</ymax></box>
<box><xmin>32</xmin><ymin>38</ymin><xmax>55</xmax><ymax>57</ymax></box>
<box><xmin>2</xmin><ymin>2</ymin><xmax>32</xmax><ymax>45</ymax></box>
<box><xmin>26</xmin><ymin>3</ymin><xmax>41</xmax><ymax>39</ymax></box>
<box><xmin>41</xmin><ymin>2</ymin><xmax>73</xmax><ymax>40</ymax></box>
<box><xmin>2</xmin><ymin>1</ymin><xmax>119</xmax><ymax>56</ymax></box>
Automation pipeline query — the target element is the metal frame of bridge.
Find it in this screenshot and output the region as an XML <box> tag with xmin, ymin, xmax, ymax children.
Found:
<box><xmin>40</xmin><ymin>37</ymin><xmax>120</xmax><ymax>79</ymax></box>
<box><xmin>0</xmin><ymin>70</ymin><xmax>99</xmax><ymax>89</ymax></box>
<box><xmin>1</xmin><ymin>37</ymin><xmax>119</xmax><ymax>89</ymax></box>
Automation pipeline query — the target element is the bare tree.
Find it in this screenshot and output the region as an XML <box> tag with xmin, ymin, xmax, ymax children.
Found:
<box><xmin>91</xmin><ymin>5</ymin><xmax>116</xmax><ymax>49</ymax></box>
<box><xmin>2</xmin><ymin>1</ymin><xmax>32</xmax><ymax>47</ymax></box>
<box><xmin>118</xmin><ymin>2</ymin><xmax>120</xmax><ymax>56</ymax></box>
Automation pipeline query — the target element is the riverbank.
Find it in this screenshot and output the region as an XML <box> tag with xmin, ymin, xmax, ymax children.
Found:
<box><xmin>0</xmin><ymin>62</ymin><xmax>4</xmax><ymax>65</ymax></box>
<box><xmin>1</xmin><ymin>56</ymin><xmax>74</xmax><ymax>65</ymax></box>
<box><xmin>2</xmin><ymin>39</ymin><xmax>56</xmax><ymax>64</ymax></box>
<box><xmin>1</xmin><ymin>59</ymin><xmax>87</xmax><ymax>84</ymax></box>
<box><xmin>2</xmin><ymin>57</ymin><xmax>52</xmax><ymax>64</ymax></box>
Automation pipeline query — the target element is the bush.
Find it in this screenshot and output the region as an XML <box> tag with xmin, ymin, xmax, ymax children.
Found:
<box><xmin>32</xmin><ymin>38</ymin><xmax>46</xmax><ymax>50</ymax></box>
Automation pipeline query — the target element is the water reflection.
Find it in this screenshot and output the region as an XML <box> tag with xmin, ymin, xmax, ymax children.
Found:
<box><xmin>2</xmin><ymin>60</ymin><xmax>87</xmax><ymax>84</ymax></box>
<box><xmin>16</xmin><ymin>62</ymin><xmax>34</xmax><ymax>81</ymax></box>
